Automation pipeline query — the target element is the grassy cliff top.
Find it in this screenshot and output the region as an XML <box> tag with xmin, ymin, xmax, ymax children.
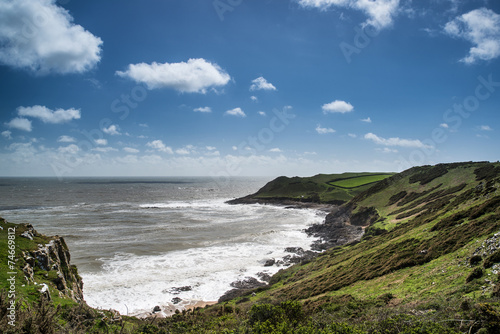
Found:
<box><xmin>232</xmin><ymin>172</ymin><xmax>395</xmax><ymax>204</ymax></box>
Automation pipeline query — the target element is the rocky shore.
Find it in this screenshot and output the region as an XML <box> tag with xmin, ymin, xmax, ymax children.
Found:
<box><xmin>222</xmin><ymin>197</ymin><xmax>367</xmax><ymax>301</ymax></box>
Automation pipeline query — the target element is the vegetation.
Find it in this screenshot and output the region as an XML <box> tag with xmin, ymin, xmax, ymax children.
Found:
<box><xmin>238</xmin><ymin>172</ymin><xmax>394</xmax><ymax>204</ymax></box>
<box><xmin>1</xmin><ymin>161</ymin><xmax>500</xmax><ymax>333</ymax></box>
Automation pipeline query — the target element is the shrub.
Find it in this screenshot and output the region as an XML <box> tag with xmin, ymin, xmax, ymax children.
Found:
<box><xmin>484</xmin><ymin>250</ymin><xmax>500</xmax><ymax>269</ymax></box>
<box><xmin>467</xmin><ymin>267</ymin><xmax>484</xmax><ymax>283</ymax></box>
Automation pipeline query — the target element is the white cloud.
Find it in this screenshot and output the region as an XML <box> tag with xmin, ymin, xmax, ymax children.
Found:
<box><xmin>146</xmin><ymin>140</ymin><xmax>173</xmax><ymax>154</ymax></box>
<box><xmin>250</xmin><ymin>96</ymin><xmax>258</xmax><ymax>102</ymax></box>
<box><xmin>17</xmin><ymin>105</ymin><xmax>80</xmax><ymax>124</ymax></box>
<box><xmin>194</xmin><ymin>106</ymin><xmax>212</xmax><ymax>113</ymax></box>
<box><xmin>206</xmin><ymin>146</ymin><xmax>217</xmax><ymax>151</ymax></box>
<box><xmin>440</xmin><ymin>123</ymin><xmax>449</xmax><ymax>129</ymax></box>
<box><xmin>269</xmin><ymin>148</ymin><xmax>282</xmax><ymax>152</ymax></box>
<box><xmin>57</xmin><ymin>135</ymin><xmax>75</xmax><ymax>143</ymax></box>
<box><xmin>232</xmin><ymin>146</ymin><xmax>238</xmax><ymax>151</ymax></box>
<box><xmin>58</xmin><ymin>144</ymin><xmax>80</xmax><ymax>155</ymax></box>
<box><xmin>377</xmin><ymin>147</ymin><xmax>399</xmax><ymax>153</ymax></box>
<box><xmin>348</xmin><ymin>133</ymin><xmax>357</xmax><ymax>138</ymax></box>
<box><xmin>116</xmin><ymin>58</ymin><xmax>231</xmax><ymax>93</ymax></box>
<box><xmin>250</xmin><ymin>77</ymin><xmax>277</xmax><ymax>91</ymax></box>
<box><xmin>5</xmin><ymin>117</ymin><xmax>32</xmax><ymax>132</ymax></box>
<box><xmin>123</xmin><ymin>147</ymin><xmax>140</xmax><ymax>153</ymax></box>
<box><xmin>225</xmin><ymin>107</ymin><xmax>246</xmax><ymax>117</ymax></box>
<box><xmin>139</xmin><ymin>123</ymin><xmax>148</xmax><ymax>128</ymax></box>
<box><xmin>102</xmin><ymin>125</ymin><xmax>121</xmax><ymax>136</ymax></box>
<box><xmin>322</xmin><ymin>100</ymin><xmax>354</xmax><ymax>114</ymax></box>
<box><xmin>297</xmin><ymin>0</ymin><xmax>400</xmax><ymax>30</ymax></box>
<box><xmin>444</xmin><ymin>8</ymin><xmax>500</xmax><ymax>64</ymax></box>
<box><xmin>95</xmin><ymin>139</ymin><xmax>107</xmax><ymax>146</ymax></box>
<box><xmin>0</xmin><ymin>0</ymin><xmax>102</xmax><ymax>74</ymax></box>
<box><xmin>364</xmin><ymin>132</ymin><xmax>430</xmax><ymax>148</ymax></box>
<box><xmin>175</xmin><ymin>148</ymin><xmax>190</xmax><ymax>155</ymax></box>
<box><xmin>2</xmin><ymin>130</ymin><xmax>12</xmax><ymax>139</ymax></box>
<box><xmin>361</xmin><ymin>117</ymin><xmax>372</xmax><ymax>123</ymax></box>
<box><xmin>258</xmin><ymin>111</ymin><xmax>267</xmax><ymax>116</ymax></box>
<box><xmin>316</xmin><ymin>124</ymin><xmax>336</xmax><ymax>134</ymax></box>
<box><xmin>479</xmin><ymin>125</ymin><xmax>493</xmax><ymax>131</ymax></box>
<box><xmin>92</xmin><ymin>146</ymin><xmax>118</xmax><ymax>153</ymax></box>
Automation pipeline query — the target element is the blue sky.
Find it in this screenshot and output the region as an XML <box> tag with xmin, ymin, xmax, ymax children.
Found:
<box><xmin>0</xmin><ymin>0</ymin><xmax>499</xmax><ymax>177</ymax></box>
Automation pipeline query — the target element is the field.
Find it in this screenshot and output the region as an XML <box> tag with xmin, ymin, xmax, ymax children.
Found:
<box><xmin>250</xmin><ymin>172</ymin><xmax>395</xmax><ymax>203</ymax></box>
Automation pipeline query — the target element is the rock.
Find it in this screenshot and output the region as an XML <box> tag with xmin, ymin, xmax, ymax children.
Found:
<box><xmin>264</xmin><ymin>258</ymin><xmax>275</xmax><ymax>267</ymax></box>
<box><xmin>171</xmin><ymin>297</ymin><xmax>182</xmax><ymax>304</ymax></box>
<box><xmin>153</xmin><ymin>306</ymin><xmax>161</xmax><ymax>313</ymax></box>
<box><xmin>22</xmin><ymin>229</ymin><xmax>84</xmax><ymax>302</ymax></box>
<box><xmin>165</xmin><ymin>286</ymin><xmax>192</xmax><ymax>295</ymax></box>
<box><xmin>230</xmin><ymin>277</ymin><xmax>266</xmax><ymax>290</ymax></box>
<box><xmin>257</xmin><ymin>272</ymin><xmax>272</xmax><ymax>282</ymax></box>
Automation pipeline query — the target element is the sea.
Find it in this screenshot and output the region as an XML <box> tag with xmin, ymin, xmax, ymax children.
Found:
<box><xmin>0</xmin><ymin>177</ymin><xmax>326</xmax><ymax>316</ymax></box>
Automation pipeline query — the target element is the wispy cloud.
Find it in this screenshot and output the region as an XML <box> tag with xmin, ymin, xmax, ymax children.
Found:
<box><xmin>479</xmin><ymin>125</ymin><xmax>493</xmax><ymax>131</ymax></box>
<box><xmin>297</xmin><ymin>0</ymin><xmax>401</xmax><ymax>30</ymax></box>
<box><xmin>316</xmin><ymin>124</ymin><xmax>336</xmax><ymax>134</ymax></box>
<box><xmin>116</xmin><ymin>58</ymin><xmax>231</xmax><ymax>93</ymax></box>
<box><xmin>194</xmin><ymin>106</ymin><xmax>212</xmax><ymax>113</ymax></box>
<box><xmin>364</xmin><ymin>132</ymin><xmax>430</xmax><ymax>148</ymax></box>
<box><xmin>1</xmin><ymin>130</ymin><xmax>12</xmax><ymax>139</ymax></box>
<box><xmin>444</xmin><ymin>8</ymin><xmax>500</xmax><ymax>64</ymax></box>
<box><xmin>250</xmin><ymin>77</ymin><xmax>277</xmax><ymax>91</ymax></box>
<box><xmin>361</xmin><ymin>117</ymin><xmax>372</xmax><ymax>123</ymax></box>
<box><xmin>17</xmin><ymin>105</ymin><xmax>81</xmax><ymax>124</ymax></box>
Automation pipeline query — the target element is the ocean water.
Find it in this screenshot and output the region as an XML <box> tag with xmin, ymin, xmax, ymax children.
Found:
<box><xmin>0</xmin><ymin>177</ymin><xmax>325</xmax><ymax>315</ymax></box>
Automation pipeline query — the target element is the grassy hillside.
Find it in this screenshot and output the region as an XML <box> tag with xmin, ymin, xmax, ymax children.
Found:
<box><xmin>231</xmin><ymin>172</ymin><xmax>394</xmax><ymax>204</ymax></box>
<box><xmin>2</xmin><ymin>161</ymin><xmax>500</xmax><ymax>333</ymax></box>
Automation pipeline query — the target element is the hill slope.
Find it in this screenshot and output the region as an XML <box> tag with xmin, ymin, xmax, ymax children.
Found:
<box><xmin>228</xmin><ymin>172</ymin><xmax>394</xmax><ymax>205</ymax></box>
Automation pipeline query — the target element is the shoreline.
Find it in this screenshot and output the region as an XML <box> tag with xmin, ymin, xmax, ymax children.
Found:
<box><xmin>133</xmin><ymin>300</ymin><xmax>218</xmax><ymax>318</ymax></box>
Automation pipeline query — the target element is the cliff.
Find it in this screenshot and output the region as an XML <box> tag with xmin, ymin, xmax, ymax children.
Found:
<box><xmin>0</xmin><ymin>218</ymin><xmax>84</xmax><ymax>303</ymax></box>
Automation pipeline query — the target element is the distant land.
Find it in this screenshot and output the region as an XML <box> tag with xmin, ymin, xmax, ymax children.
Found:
<box><xmin>227</xmin><ymin>172</ymin><xmax>395</xmax><ymax>205</ymax></box>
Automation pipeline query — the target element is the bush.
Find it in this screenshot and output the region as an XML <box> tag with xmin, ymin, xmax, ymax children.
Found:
<box><xmin>470</xmin><ymin>255</ymin><xmax>483</xmax><ymax>266</ymax></box>
<box><xmin>484</xmin><ymin>250</ymin><xmax>500</xmax><ymax>269</ymax></box>
<box><xmin>467</xmin><ymin>267</ymin><xmax>484</xmax><ymax>282</ymax></box>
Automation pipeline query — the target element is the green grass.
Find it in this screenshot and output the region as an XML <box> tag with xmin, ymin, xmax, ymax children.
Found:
<box><xmin>250</xmin><ymin>172</ymin><xmax>396</xmax><ymax>204</ymax></box>
<box><xmin>327</xmin><ymin>174</ymin><xmax>393</xmax><ymax>189</ymax></box>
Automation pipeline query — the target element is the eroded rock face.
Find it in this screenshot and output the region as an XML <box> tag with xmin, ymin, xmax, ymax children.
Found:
<box><xmin>21</xmin><ymin>225</ymin><xmax>84</xmax><ymax>303</ymax></box>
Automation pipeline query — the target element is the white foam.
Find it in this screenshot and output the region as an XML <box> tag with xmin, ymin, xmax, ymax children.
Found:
<box><xmin>81</xmin><ymin>204</ymin><xmax>325</xmax><ymax>316</ymax></box>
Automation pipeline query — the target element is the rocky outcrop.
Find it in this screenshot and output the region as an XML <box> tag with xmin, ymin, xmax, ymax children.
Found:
<box><xmin>20</xmin><ymin>224</ymin><xmax>84</xmax><ymax>302</ymax></box>
<box><xmin>305</xmin><ymin>204</ymin><xmax>374</xmax><ymax>251</ymax></box>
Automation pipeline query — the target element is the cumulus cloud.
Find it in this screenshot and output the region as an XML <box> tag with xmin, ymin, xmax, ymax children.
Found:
<box><xmin>297</xmin><ymin>0</ymin><xmax>400</xmax><ymax>30</ymax></box>
<box><xmin>17</xmin><ymin>105</ymin><xmax>81</xmax><ymax>124</ymax></box>
<box><xmin>250</xmin><ymin>96</ymin><xmax>258</xmax><ymax>102</ymax></box>
<box><xmin>146</xmin><ymin>140</ymin><xmax>173</xmax><ymax>154</ymax></box>
<box><xmin>57</xmin><ymin>135</ymin><xmax>75</xmax><ymax>143</ymax></box>
<box><xmin>225</xmin><ymin>107</ymin><xmax>246</xmax><ymax>117</ymax></box>
<box><xmin>361</xmin><ymin>117</ymin><xmax>372</xmax><ymax>123</ymax></box>
<box><xmin>250</xmin><ymin>77</ymin><xmax>277</xmax><ymax>91</ymax></box>
<box><xmin>102</xmin><ymin>125</ymin><xmax>121</xmax><ymax>136</ymax></box>
<box><xmin>194</xmin><ymin>106</ymin><xmax>212</xmax><ymax>113</ymax></box>
<box><xmin>0</xmin><ymin>0</ymin><xmax>102</xmax><ymax>74</ymax></box>
<box><xmin>95</xmin><ymin>139</ymin><xmax>107</xmax><ymax>146</ymax></box>
<box><xmin>322</xmin><ymin>100</ymin><xmax>354</xmax><ymax>114</ymax></box>
<box><xmin>116</xmin><ymin>58</ymin><xmax>231</xmax><ymax>93</ymax></box>
<box><xmin>444</xmin><ymin>8</ymin><xmax>500</xmax><ymax>64</ymax></box>
<box><xmin>316</xmin><ymin>124</ymin><xmax>336</xmax><ymax>134</ymax></box>
<box><xmin>5</xmin><ymin>117</ymin><xmax>32</xmax><ymax>132</ymax></box>
<box><xmin>258</xmin><ymin>111</ymin><xmax>266</xmax><ymax>116</ymax></box>
<box><xmin>364</xmin><ymin>132</ymin><xmax>430</xmax><ymax>148</ymax></box>
<box><xmin>269</xmin><ymin>148</ymin><xmax>283</xmax><ymax>152</ymax></box>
